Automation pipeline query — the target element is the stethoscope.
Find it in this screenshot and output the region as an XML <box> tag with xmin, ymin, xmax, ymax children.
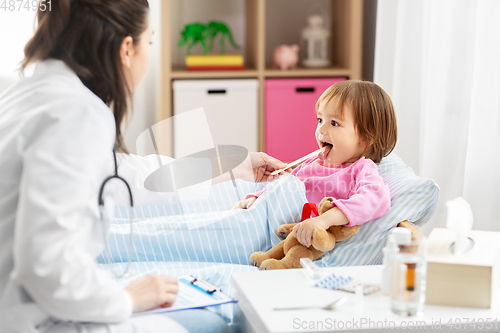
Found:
<box><xmin>98</xmin><ymin>148</ymin><xmax>134</xmax><ymax>278</ymax></box>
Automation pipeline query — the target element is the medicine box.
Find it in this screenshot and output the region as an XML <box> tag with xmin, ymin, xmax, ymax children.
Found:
<box><xmin>265</xmin><ymin>77</ymin><xmax>345</xmax><ymax>162</ymax></box>
<box><xmin>425</xmin><ymin>228</ymin><xmax>500</xmax><ymax>308</ymax></box>
<box><xmin>173</xmin><ymin>79</ymin><xmax>258</xmax><ymax>158</ymax></box>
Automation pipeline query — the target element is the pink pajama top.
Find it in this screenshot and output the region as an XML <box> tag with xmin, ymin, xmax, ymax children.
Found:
<box><xmin>246</xmin><ymin>156</ymin><xmax>391</xmax><ymax>227</ymax></box>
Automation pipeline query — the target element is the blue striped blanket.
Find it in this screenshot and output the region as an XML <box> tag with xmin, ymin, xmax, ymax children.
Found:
<box><xmin>98</xmin><ymin>153</ymin><xmax>439</xmax><ymax>325</ymax></box>
<box><xmin>98</xmin><ymin>153</ymin><xmax>438</xmax><ymax>268</ymax></box>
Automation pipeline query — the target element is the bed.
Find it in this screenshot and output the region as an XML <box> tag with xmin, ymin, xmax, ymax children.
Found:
<box><xmin>98</xmin><ymin>152</ymin><xmax>439</xmax><ymax>329</ymax></box>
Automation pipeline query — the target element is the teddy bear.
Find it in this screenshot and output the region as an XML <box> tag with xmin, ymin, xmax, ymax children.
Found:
<box><xmin>250</xmin><ymin>197</ymin><xmax>361</xmax><ymax>270</ymax></box>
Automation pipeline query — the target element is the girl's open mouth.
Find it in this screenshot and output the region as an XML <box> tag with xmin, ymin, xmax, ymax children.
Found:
<box><xmin>318</xmin><ymin>141</ymin><xmax>333</xmax><ymax>160</ymax></box>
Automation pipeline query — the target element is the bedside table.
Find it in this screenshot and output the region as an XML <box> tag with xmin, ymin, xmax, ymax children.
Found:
<box><xmin>231</xmin><ymin>265</ymin><xmax>500</xmax><ymax>333</ymax></box>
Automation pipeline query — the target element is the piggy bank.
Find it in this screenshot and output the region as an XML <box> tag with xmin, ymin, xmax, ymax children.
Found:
<box><xmin>272</xmin><ymin>44</ymin><xmax>299</xmax><ymax>70</ymax></box>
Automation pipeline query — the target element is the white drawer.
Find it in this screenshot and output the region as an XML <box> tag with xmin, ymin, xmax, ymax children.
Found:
<box><xmin>173</xmin><ymin>79</ymin><xmax>259</xmax><ymax>158</ymax></box>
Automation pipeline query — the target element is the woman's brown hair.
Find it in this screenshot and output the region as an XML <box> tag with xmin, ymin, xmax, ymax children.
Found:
<box><xmin>316</xmin><ymin>80</ymin><xmax>397</xmax><ymax>164</ymax></box>
<box><xmin>21</xmin><ymin>0</ymin><xmax>150</xmax><ymax>153</ymax></box>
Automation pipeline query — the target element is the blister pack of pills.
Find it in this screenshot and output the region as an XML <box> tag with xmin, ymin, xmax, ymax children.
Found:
<box><xmin>337</xmin><ymin>280</ymin><xmax>380</xmax><ymax>295</ymax></box>
<box><xmin>315</xmin><ymin>272</ymin><xmax>380</xmax><ymax>295</ymax></box>
<box><xmin>315</xmin><ymin>273</ymin><xmax>353</xmax><ymax>290</ymax></box>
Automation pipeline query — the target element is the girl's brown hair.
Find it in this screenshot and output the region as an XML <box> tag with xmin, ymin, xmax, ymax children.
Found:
<box><xmin>316</xmin><ymin>80</ymin><xmax>397</xmax><ymax>164</ymax></box>
<box><xmin>21</xmin><ymin>0</ymin><xmax>150</xmax><ymax>153</ymax></box>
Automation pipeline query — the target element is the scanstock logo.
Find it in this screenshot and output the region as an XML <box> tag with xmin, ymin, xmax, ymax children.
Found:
<box><xmin>136</xmin><ymin>107</ymin><xmax>249</xmax><ymax>196</ymax></box>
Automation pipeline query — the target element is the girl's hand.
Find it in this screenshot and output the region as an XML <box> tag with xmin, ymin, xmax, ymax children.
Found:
<box><xmin>292</xmin><ymin>216</ymin><xmax>331</xmax><ymax>248</ymax></box>
<box><xmin>125</xmin><ymin>275</ymin><xmax>179</xmax><ymax>313</ymax></box>
<box><xmin>232</xmin><ymin>197</ymin><xmax>257</xmax><ymax>209</ymax></box>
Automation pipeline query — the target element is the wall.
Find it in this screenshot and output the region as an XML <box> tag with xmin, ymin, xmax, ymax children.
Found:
<box><xmin>124</xmin><ymin>0</ymin><xmax>162</xmax><ymax>154</ymax></box>
<box><xmin>362</xmin><ymin>0</ymin><xmax>377</xmax><ymax>81</ymax></box>
<box><xmin>0</xmin><ymin>9</ymin><xmax>36</xmax><ymax>83</ymax></box>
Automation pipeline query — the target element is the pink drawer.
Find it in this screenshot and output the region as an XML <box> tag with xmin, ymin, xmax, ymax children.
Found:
<box><xmin>265</xmin><ymin>77</ymin><xmax>346</xmax><ymax>162</ymax></box>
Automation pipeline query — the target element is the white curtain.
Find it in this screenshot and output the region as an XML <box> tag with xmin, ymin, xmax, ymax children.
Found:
<box><xmin>374</xmin><ymin>0</ymin><xmax>500</xmax><ymax>233</ymax></box>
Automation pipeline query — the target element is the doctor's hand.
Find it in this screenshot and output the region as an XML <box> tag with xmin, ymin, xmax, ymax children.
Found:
<box><xmin>237</xmin><ymin>152</ymin><xmax>291</xmax><ymax>183</ymax></box>
<box><xmin>232</xmin><ymin>197</ymin><xmax>257</xmax><ymax>210</ymax></box>
<box><xmin>125</xmin><ymin>275</ymin><xmax>179</xmax><ymax>313</ymax></box>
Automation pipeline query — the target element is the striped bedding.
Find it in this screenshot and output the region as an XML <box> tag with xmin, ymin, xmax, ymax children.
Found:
<box><xmin>98</xmin><ymin>153</ymin><xmax>438</xmax><ymax>267</ymax></box>
<box><xmin>98</xmin><ymin>152</ymin><xmax>439</xmax><ymax>325</ymax></box>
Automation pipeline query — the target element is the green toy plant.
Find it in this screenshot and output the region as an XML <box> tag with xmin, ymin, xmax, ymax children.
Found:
<box><xmin>178</xmin><ymin>22</ymin><xmax>209</xmax><ymax>55</ymax></box>
<box><xmin>178</xmin><ymin>21</ymin><xmax>241</xmax><ymax>55</ymax></box>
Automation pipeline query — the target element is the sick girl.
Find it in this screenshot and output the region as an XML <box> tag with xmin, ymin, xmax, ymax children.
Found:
<box><xmin>234</xmin><ymin>80</ymin><xmax>398</xmax><ymax>248</ymax></box>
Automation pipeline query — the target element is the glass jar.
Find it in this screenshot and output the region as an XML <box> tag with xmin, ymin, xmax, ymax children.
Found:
<box><xmin>390</xmin><ymin>235</ymin><xmax>427</xmax><ymax>316</ymax></box>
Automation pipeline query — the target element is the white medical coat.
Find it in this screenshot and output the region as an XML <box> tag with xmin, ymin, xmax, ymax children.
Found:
<box><xmin>0</xmin><ymin>59</ymin><xmax>194</xmax><ymax>332</ymax></box>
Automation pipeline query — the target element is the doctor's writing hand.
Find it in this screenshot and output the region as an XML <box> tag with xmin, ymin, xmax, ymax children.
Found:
<box><xmin>125</xmin><ymin>275</ymin><xmax>179</xmax><ymax>313</ymax></box>
<box><xmin>237</xmin><ymin>152</ymin><xmax>291</xmax><ymax>183</ymax></box>
<box><xmin>232</xmin><ymin>196</ymin><xmax>257</xmax><ymax>210</ymax></box>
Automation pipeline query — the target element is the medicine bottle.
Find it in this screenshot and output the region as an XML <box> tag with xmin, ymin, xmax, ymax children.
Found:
<box><xmin>382</xmin><ymin>228</ymin><xmax>411</xmax><ymax>295</ymax></box>
<box><xmin>391</xmin><ymin>233</ymin><xmax>427</xmax><ymax>316</ymax></box>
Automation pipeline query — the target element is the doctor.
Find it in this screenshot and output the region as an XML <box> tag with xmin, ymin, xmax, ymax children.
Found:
<box><xmin>0</xmin><ymin>0</ymin><xmax>288</xmax><ymax>332</ymax></box>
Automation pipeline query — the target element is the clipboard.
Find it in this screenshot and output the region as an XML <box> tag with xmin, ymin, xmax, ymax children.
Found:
<box><xmin>133</xmin><ymin>275</ymin><xmax>236</xmax><ymax>316</ymax></box>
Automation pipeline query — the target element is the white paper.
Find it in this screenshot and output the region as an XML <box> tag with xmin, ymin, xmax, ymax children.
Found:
<box><xmin>132</xmin><ymin>275</ymin><xmax>234</xmax><ymax>316</ymax></box>
<box><xmin>446</xmin><ymin>197</ymin><xmax>474</xmax><ymax>255</ymax></box>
